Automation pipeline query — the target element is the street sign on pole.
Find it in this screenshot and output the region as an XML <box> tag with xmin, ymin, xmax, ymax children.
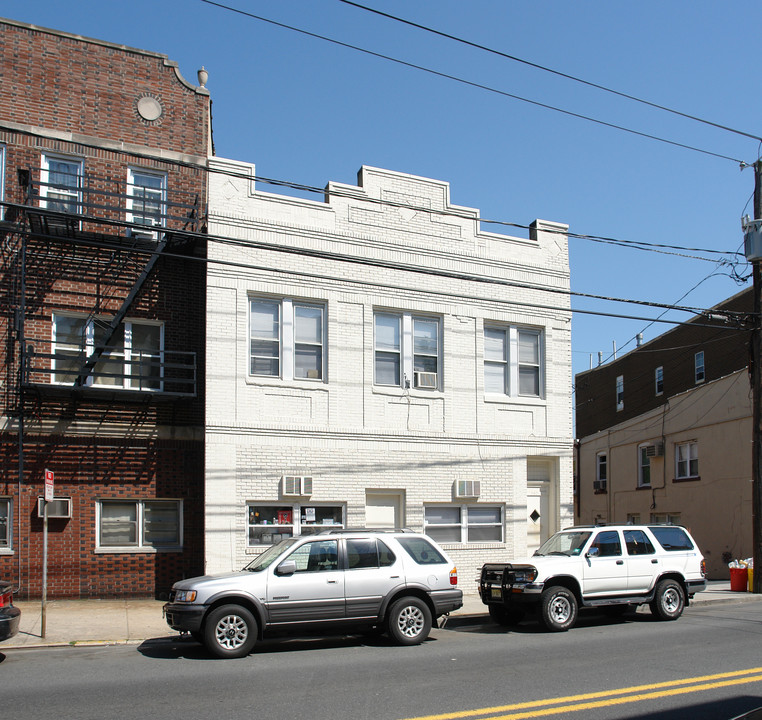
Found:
<box><xmin>44</xmin><ymin>468</ymin><xmax>54</xmax><ymax>502</ymax></box>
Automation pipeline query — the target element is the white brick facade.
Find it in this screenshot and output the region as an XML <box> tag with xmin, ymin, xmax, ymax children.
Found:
<box><xmin>205</xmin><ymin>158</ymin><xmax>573</xmax><ymax>590</ymax></box>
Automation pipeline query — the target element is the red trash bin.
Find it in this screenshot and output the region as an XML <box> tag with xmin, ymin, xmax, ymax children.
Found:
<box><xmin>730</xmin><ymin>567</ymin><xmax>748</xmax><ymax>592</ymax></box>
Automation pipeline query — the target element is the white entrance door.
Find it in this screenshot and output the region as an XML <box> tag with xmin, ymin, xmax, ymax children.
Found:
<box><xmin>365</xmin><ymin>492</ymin><xmax>403</xmax><ymax>529</ymax></box>
<box><xmin>526</xmin><ymin>482</ymin><xmax>550</xmax><ymax>556</ymax></box>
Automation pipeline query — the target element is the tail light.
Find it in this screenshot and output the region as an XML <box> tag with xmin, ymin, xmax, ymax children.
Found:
<box><xmin>450</xmin><ymin>567</ymin><xmax>458</xmax><ymax>586</ymax></box>
<box><xmin>0</xmin><ymin>587</ymin><xmax>12</xmax><ymax>608</ymax></box>
<box><xmin>701</xmin><ymin>560</ymin><xmax>707</xmax><ymax>578</ymax></box>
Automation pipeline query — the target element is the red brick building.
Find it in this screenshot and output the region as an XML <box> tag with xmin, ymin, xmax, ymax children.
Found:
<box><xmin>0</xmin><ymin>18</ymin><xmax>210</xmax><ymax>598</ymax></box>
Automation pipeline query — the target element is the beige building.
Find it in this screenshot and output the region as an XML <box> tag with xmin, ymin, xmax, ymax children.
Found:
<box><xmin>575</xmin><ymin>288</ymin><xmax>753</xmax><ymax>578</ymax></box>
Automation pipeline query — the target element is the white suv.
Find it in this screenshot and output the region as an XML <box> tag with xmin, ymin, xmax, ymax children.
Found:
<box><xmin>479</xmin><ymin>524</ymin><xmax>706</xmax><ymax>631</ymax></box>
<box><xmin>164</xmin><ymin>530</ymin><xmax>462</xmax><ymax>658</ymax></box>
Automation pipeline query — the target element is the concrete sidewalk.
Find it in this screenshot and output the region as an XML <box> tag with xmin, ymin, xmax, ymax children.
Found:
<box><xmin>3</xmin><ymin>581</ymin><xmax>760</xmax><ymax>650</ymax></box>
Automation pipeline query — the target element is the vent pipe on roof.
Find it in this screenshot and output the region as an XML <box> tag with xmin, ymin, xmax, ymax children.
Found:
<box><xmin>637</xmin><ymin>333</ymin><xmax>643</xmax><ymax>347</ymax></box>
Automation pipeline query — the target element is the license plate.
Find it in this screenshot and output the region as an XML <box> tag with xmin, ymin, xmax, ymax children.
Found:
<box><xmin>491</xmin><ymin>587</ymin><xmax>502</xmax><ymax>599</ymax></box>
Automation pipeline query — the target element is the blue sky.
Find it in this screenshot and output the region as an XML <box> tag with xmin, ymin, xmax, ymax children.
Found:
<box><xmin>5</xmin><ymin>1</ymin><xmax>761</xmax><ymax>400</ymax></box>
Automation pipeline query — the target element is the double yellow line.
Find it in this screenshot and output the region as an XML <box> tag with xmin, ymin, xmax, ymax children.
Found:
<box><xmin>401</xmin><ymin>667</ymin><xmax>762</xmax><ymax>720</ymax></box>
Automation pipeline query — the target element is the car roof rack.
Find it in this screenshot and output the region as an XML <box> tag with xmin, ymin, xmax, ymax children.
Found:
<box><xmin>316</xmin><ymin>527</ymin><xmax>416</xmax><ymax>535</ymax></box>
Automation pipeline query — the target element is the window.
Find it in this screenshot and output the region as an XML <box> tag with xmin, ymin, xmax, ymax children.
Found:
<box><xmin>623</xmin><ymin>529</ymin><xmax>655</xmax><ymax>556</ymax></box>
<box><xmin>396</xmin><ymin>536</ymin><xmax>448</xmax><ymax>565</ymax></box>
<box><xmin>0</xmin><ymin>498</ymin><xmax>10</xmax><ymax>549</ymax></box>
<box><xmin>589</xmin><ymin>530</ymin><xmax>622</xmax><ymax>557</ymax></box>
<box><xmin>98</xmin><ymin>500</ymin><xmax>181</xmax><ymax>550</ymax></box>
<box><xmin>616</xmin><ymin>375</ymin><xmax>624</xmax><ymax>411</ymax></box>
<box><xmin>695</xmin><ymin>351</ymin><xmax>705</xmax><ymax>384</ymax></box>
<box><xmin>424</xmin><ymin>505</ymin><xmax>503</xmax><ymax>543</ymax></box>
<box><xmin>288</xmin><ymin>539</ymin><xmax>339</xmax><ymax>573</ymax></box>
<box><xmin>595</xmin><ymin>453</ymin><xmax>607</xmax><ymax>492</ymax></box>
<box><xmin>650</xmin><ymin>512</ymin><xmax>681</xmax><ymax>526</ymax></box>
<box><xmin>250</xmin><ymin>298</ymin><xmax>325</xmax><ymax>381</ymax></box>
<box><xmin>638</xmin><ymin>444</ymin><xmax>651</xmax><ymax>488</ymax></box>
<box><xmin>374</xmin><ymin>312</ymin><xmax>441</xmax><ymax>389</ymax></box>
<box><xmin>40</xmin><ymin>154</ymin><xmax>83</xmax><ymax>214</ymax></box>
<box><xmin>247</xmin><ymin>503</ymin><xmax>344</xmax><ymax>546</ymax></box>
<box><xmin>649</xmin><ymin>524</ymin><xmax>693</xmax><ymax>550</ymax></box>
<box><xmin>484</xmin><ymin>325</ymin><xmax>543</xmax><ymax>397</ymax></box>
<box><xmin>676</xmin><ymin>441</ymin><xmax>699</xmax><ymax>480</ymax></box>
<box><xmin>346</xmin><ymin>538</ymin><xmax>396</xmax><ymax>569</ymax></box>
<box><xmin>127</xmin><ymin>168</ymin><xmax>166</xmax><ymax>236</ymax></box>
<box><xmin>52</xmin><ymin>314</ymin><xmax>163</xmax><ymax>390</ymax></box>
<box><xmin>655</xmin><ymin>366</ymin><xmax>664</xmax><ymax>395</ymax></box>
<box><xmin>626</xmin><ymin>513</ymin><xmax>641</xmax><ymax>525</ymax></box>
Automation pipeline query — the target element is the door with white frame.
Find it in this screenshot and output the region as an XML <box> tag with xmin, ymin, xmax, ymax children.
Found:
<box><xmin>527</xmin><ymin>459</ymin><xmax>556</xmax><ymax>555</ymax></box>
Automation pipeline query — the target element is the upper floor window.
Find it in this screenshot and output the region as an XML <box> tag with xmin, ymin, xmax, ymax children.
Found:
<box><xmin>127</xmin><ymin>168</ymin><xmax>166</xmax><ymax>237</ymax></box>
<box><xmin>595</xmin><ymin>453</ymin><xmax>607</xmax><ymax>492</ymax></box>
<box><xmin>52</xmin><ymin>314</ymin><xmax>163</xmax><ymax>390</ymax></box>
<box><xmin>484</xmin><ymin>325</ymin><xmax>543</xmax><ymax>398</ymax></box>
<box><xmin>616</xmin><ymin>375</ymin><xmax>624</xmax><ymax>411</ymax></box>
<box><xmin>676</xmin><ymin>441</ymin><xmax>699</xmax><ymax>480</ymax></box>
<box><xmin>97</xmin><ymin>499</ymin><xmax>182</xmax><ymax>551</ymax></box>
<box><xmin>40</xmin><ymin>154</ymin><xmax>83</xmax><ymax>214</ymax></box>
<box><xmin>655</xmin><ymin>366</ymin><xmax>664</xmax><ymax>396</ymax></box>
<box><xmin>374</xmin><ymin>312</ymin><xmax>441</xmax><ymax>390</ymax></box>
<box><xmin>0</xmin><ymin>498</ymin><xmax>10</xmax><ymax>549</ymax></box>
<box><xmin>637</xmin><ymin>444</ymin><xmax>651</xmax><ymax>488</ymax></box>
<box><xmin>250</xmin><ymin>298</ymin><xmax>325</xmax><ymax>381</ymax></box>
<box><xmin>694</xmin><ymin>351</ymin><xmax>705</xmax><ymax>384</ymax></box>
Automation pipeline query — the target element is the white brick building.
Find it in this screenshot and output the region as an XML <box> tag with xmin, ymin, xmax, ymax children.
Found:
<box><xmin>205</xmin><ymin>158</ymin><xmax>573</xmax><ymax>589</ymax></box>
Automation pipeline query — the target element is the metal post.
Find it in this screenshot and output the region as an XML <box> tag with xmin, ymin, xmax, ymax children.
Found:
<box><xmin>752</xmin><ymin>160</ymin><xmax>762</xmax><ymax>593</ymax></box>
<box><xmin>41</xmin><ymin>500</ymin><xmax>47</xmax><ymax>637</ymax></box>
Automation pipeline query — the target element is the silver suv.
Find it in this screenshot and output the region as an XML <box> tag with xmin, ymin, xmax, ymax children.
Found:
<box><xmin>164</xmin><ymin>529</ymin><xmax>462</xmax><ymax>658</ymax></box>
<box><xmin>480</xmin><ymin>524</ymin><xmax>707</xmax><ymax>631</ymax></box>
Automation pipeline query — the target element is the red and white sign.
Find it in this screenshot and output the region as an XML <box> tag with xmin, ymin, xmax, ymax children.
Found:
<box><xmin>44</xmin><ymin>469</ymin><xmax>54</xmax><ymax>502</ymax></box>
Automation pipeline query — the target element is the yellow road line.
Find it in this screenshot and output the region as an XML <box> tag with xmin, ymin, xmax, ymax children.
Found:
<box><xmin>401</xmin><ymin>666</ymin><xmax>762</xmax><ymax>720</ymax></box>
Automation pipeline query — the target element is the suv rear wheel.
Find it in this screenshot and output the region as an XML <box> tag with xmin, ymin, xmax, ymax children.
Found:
<box><xmin>540</xmin><ymin>586</ymin><xmax>578</xmax><ymax>632</ymax></box>
<box><xmin>650</xmin><ymin>579</ymin><xmax>685</xmax><ymax>621</ymax></box>
<box><xmin>386</xmin><ymin>597</ymin><xmax>432</xmax><ymax>645</ymax></box>
<box><xmin>205</xmin><ymin>604</ymin><xmax>258</xmax><ymax>659</ymax></box>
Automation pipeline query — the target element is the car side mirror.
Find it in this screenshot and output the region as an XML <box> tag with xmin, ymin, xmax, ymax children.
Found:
<box><xmin>276</xmin><ymin>560</ymin><xmax>297</xmax><ymax>576</ymax></box>
<box><xmin>586</xmin><ymin>547</ymin><xmax>600</xmax><ymax>559</ymax></box>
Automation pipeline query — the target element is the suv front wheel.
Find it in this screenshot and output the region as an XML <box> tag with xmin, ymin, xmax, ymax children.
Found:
<box><xmin>540</xmin><ymin>586</ymin><xmax>578</xmax><ymax>632</ymax></box>
<box><xmin>205</xmin><ymin>604</ymin><xmax>258</xmax><ymax>659</ymax></box>
<box><xmin>386</xmin><ymin>597</ymin><xmax>432</xmax><ymax>645</ymax></box>
<box><xmin>650</xmin><ymin>579</ymin><xmax>685</xmax><ymax>621</ymax></box>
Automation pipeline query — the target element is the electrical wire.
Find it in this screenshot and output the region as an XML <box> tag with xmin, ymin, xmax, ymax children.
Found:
<box><xmin>199</xmin><ymin>0</ymin><xmax>750</xmax><ymax>166</ymax></box>
<box><xmin>338</xmin><ymin>0</ymin><xmax>762</xmax><ymax>144</ymax></box>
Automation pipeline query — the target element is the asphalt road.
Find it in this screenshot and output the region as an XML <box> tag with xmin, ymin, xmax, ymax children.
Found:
<box><xmin>2</xmin><ymin>602</ymin><xmax>761</xmax><ymax>720</ymax></box>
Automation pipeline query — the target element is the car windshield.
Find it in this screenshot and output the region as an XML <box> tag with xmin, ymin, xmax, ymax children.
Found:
<box><xmin>534</xmin><ymin>531</ymin><xmax>592</xmax><ymax>557</ymax></box>
<box><xmin>243</xmin><ymin>538</ymin><xmax>299</xmax><ymax>572</ymax></box>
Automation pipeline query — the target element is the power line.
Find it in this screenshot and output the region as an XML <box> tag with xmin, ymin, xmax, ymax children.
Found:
<box><xmin>199</xmin><ymin>0</ymin><xmax>749</xmax><ymax>166</ymax></box>
<box><xmin>338</xmin><ymin>0</ymin><xmax>762</xmax><ymax>144</ymax></box>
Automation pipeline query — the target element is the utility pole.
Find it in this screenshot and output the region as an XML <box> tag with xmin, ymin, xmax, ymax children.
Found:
<box><xmin>752</xmin><ymin>160</ymin><xmax>762</xmax><ymax>593</ymax></box>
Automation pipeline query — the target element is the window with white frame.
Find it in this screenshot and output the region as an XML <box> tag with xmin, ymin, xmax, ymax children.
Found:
<box><xmin>484</xmin><ymin>325</ymin><xmax>543</xmax><ymax>398</ymax></box>
<box><xmin>637</xmin><ymin>444</ymin><xmax>651</xmax><ymax>488</ymax></box>
<box><xmin>52</xmin><ymin>314</ymin><xmax>163</xmax><ymax>390</ymax></box>
<box><xmin>374</xmin><ymin>312</ymin><xmax>441</xmax><ymax>389</ymax></box>
<box><xmin>424</xmin><ymin>505</ymin><xmax>503</xmax><ymax>543</ymax></box>
<box><xmin>0</xmin><ymin>498</ymin><xmax>10</xmax><ymax>548</ymax></box>
<box><xmin>40</xmin><ymin>154</ymin><xmax>83</xmax><ymax>214</ymax></box>
<box><xmin>127</xmin><ymin>168</ymin><xmax>166</xmax><ymax>236</ymax></box>
<box><xmin>655</xmin><ymin>366</ymin><xmax>664</xmax><ymax>396</ymax></box>
<box><xmin>249</xmin><ymin>298</ymin><xmax>325</xmax><ymax>381</ymax></box>
<box><xmin>626</xmin><ymin>513</ymin><xmax>641</xmax><ymax>525</ymax></box>
<box><xmin>695</xmin><ymin>351</ymin><xmax>705</xmax><ymax>384</ymax></box>
<box><xmin>97</xmin><ymin>500</ymin><xmax>182</xmax><ymax>550</ymax></box>
<box><xmin>676</xmin><ymin>441</ymin><xmax>699</xmax><ymax>480</ymax></box>
<box><xmin>247</xmin><ymin>503</ymin><xmax>344</xmax><ymax>546</ymax></box>
<box><xmin>616</xmin><ymin>375</ymin><xmax>624</xmax><ymax>411</ymax></box>
<box><xmin>595</xmin><ymin>452</ymin><xmax>607</xmax><ymax>492</ymax></box>
<box><xmin>650</xmin><ymin>512</ymin><xmax>681</xmax><ymax>525</ymax></box>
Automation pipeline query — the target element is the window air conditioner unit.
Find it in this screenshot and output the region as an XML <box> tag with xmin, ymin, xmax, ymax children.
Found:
<box><xmin>415</xmin><ymin>371</ymin><xmax>437</xmax><ymax>389</ymax></box>
<box><xmin>282</xmin><ymin>476</ymin><xmax>313</xmax><ymax>497</ymax></box>
<box><xmin>37</xmin><ymin>497</ymin><xmax>72</xmax><ymax>519</ymax></box>
<box><xmin>593</xmin><ymin>480</ymin><xmax>607</xmax><ymax>492</ymax></box>
<box><xmin>455</xmin><ymin>480</ymin><xmax>481</xmax><ymax>498</ymax></box>
<box><xmin>645</xmin><ymin>443</ymin><xmax>664</xmax><ymax>458</ymax></box>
